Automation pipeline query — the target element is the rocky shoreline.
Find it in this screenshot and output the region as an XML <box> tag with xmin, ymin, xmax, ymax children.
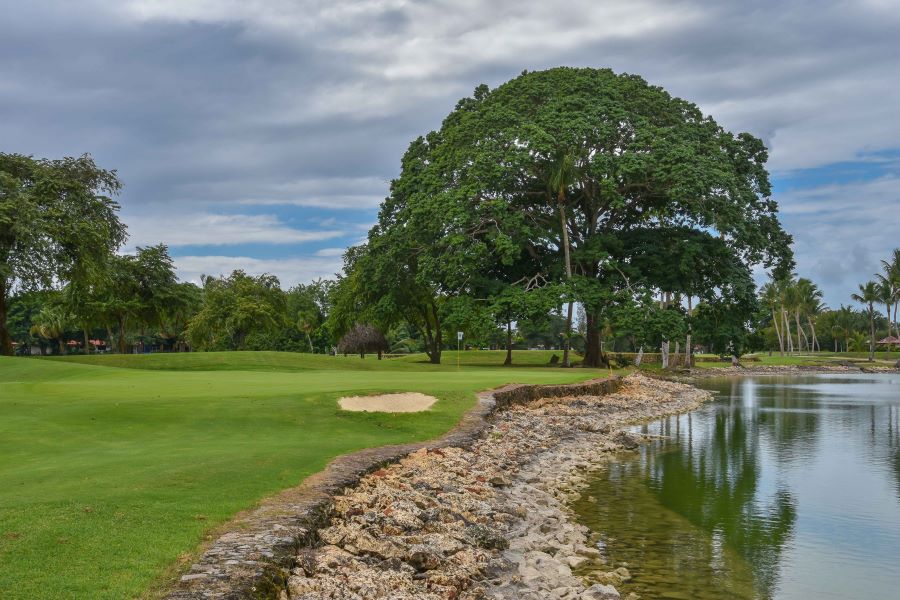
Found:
<box><xmin>282</xmin><ymin>375</ymin><xmax>712</xmax><ymax>600</ymax></box>
<box><xmin>682</xmin><ymin>362</ymin><xmax>900</xmax><ymax>380</ymax></box>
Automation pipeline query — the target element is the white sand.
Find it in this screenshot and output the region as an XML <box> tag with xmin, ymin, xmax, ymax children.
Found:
<box><xmin>338</xmin><ymin>392</ymin><xmax>438</xmax><ymax>413</ymax></box>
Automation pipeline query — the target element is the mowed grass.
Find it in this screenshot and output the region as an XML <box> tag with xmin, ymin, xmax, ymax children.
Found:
<box><xmin>0</xmin><ymin>350</ymin><xmax>598</xmax><ymax>599</ymax></box>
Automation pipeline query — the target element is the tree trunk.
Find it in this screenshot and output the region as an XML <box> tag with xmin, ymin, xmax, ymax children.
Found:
<box><xmin>420</xmin><ymin>304</ymin><xmax>442</xmax><ymax>364</ymax></box>
<box><xmin>661</xmin><ymin>340</ymin><xmax>669</xmax><ymax>369</ymax></box>
<box><xmin>782</xmin><ymin>309</ymin><xmax>793</xmax><ymax>353</ymax></box>
<box><xmin>377</xmin><ymin>349</ymin><xmax>382</xmax><ymax>360</ymax></box>
<box><xmin>869</xmin><ymin>307</ymin><xmax>876</xmax><ymax>362</ymax></box>
<box><xmin>117</xmin><ymin>315</ymin><xmax>127</xmax><ymax>354</ymax></box>
<box><xmin>431</xmin><ymin>308</ymin><xmax>442</xmax><ymax>364</ymax></box>
<box><xmin>772</xmin><ymin>308</ymin><xmax>784</xmax><ymax>355</ymax></box>
<box><xmin>635</xmin><ymin>346</ymin><xmax>644</xmax><ymax>367</ymax></box>
<box><xmin>807</xmin><ymin>317</ymin><xmax>818</xmax><ymax>353</ymax></box>
<box><xmin>306</xmin><ymin>331</ymin><xmax>314</xmax><ymax>353</ymax></box>
<box><xmin>0</xmin><ymin>281</ymin><xmax>12</xmax><ymax>356</ymax></box>
<box><xmin>582</xmin><ymin>311</ymin><xmax>604</xmax><ymax>367</ymax></box>
<box><xmin>558</xmin><ymin>196</ymin><xmax>573</xmax><ymax>368</ymax></box>
<box><xmin>504</xmin><ymin>320</ymin><xmax>512</xmax><ymax>366</ymax></box>
<box><xmin>894</xmin><ymin>302</ymin><xmax>900</xmax><ymax>337</ymax></box>
<box><xmin>685</xmin><ymin>296</ymin><xmax>693</xmax><ymax>368</ymax></box>
<box><xmin>58</xmin><ymin>338</ymin><xmax>65</xmax><ymax>355</ymax></box>
<box><xmin>83</xmin><ymin>327</ymin><xmax>91</xmax><ymax>354</ymax></box>
<box><xmin>795</xmin><ymin>312</ymin><xmax>804</xmax><ymax>351</ymax></box>
<box><xmin>885</xmin><ymin>303</ymin><xmax>893</xmax><ymax>353</ymax></box>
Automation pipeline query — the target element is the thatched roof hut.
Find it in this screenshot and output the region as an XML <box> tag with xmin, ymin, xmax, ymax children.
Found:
<box><xmin>337</xmin><ymin>324</ymin><xmax>389</xmax><ymax>359</ymax></box>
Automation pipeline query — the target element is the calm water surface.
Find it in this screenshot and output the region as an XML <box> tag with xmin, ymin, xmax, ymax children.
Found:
<box><xmin>571</xmin><ymin>374</ymin><xmax>900</xmax><ymax>600</ymax></box>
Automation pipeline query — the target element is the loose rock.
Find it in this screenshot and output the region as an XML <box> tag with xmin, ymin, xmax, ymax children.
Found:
<box><xmin>285</xmin><ymin>374</ymin><xmax>711</xmax><ymax>599</ymax></box>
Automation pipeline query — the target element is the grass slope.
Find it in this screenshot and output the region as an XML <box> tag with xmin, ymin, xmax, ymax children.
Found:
<box><xmin>0</xmin><ymin>350</ymin><xmax>597</xmax><ymax>599</ymax></box>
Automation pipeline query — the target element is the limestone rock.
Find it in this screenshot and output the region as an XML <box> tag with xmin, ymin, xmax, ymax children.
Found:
<box><xmin>582</xmin><ymin>583</ymin><xmax>621</xmax><ymax>599</ymax></box>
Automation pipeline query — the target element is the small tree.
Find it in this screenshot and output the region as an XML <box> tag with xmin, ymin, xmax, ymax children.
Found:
<box><xmin>337</xmin><ymin>324</ymin><xmax>388</xmax><ymax>359</ymax></box>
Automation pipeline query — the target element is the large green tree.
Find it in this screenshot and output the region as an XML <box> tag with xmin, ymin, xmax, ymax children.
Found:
<box><xmin>360</xmin><ymin>68</ymin><xmax>793</xmax><ymax>367</ymax></box>
<box><xmin>0</xmin><ymin>153</ymin><xmax>126</xmax><ymax>355</ymax></box>
<box><xmin>187</xmin><ymin>270</ymin><xmax>286</xmax><ymax>351</ymax></box>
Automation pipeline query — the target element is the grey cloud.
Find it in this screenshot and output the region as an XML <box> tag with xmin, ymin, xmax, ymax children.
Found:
<box><xmin>174</xmin><ymin>254</ymin><xmax>344</xmax><ymax>287</ymax></box>
<box><xmin>777</xmin><ymin>176</ymin><xmax>900</xmax><ymax>306</ymax></box>
<box><xmin>2</xmin><ymin>0</ymin><xmax>899</xmax><ymax>301</ymax></box>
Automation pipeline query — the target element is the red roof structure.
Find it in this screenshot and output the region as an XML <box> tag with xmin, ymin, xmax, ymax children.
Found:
<box><xmin>877</xmin><ymin>336</ymin><xmax>900</xmax><ymax>344</ymax></box>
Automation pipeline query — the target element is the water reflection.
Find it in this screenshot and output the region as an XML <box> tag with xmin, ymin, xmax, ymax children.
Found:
<box><xmin>572</xmin><ymin>374</ymin><xmax>900</xmax><ymax>600</ymax></box>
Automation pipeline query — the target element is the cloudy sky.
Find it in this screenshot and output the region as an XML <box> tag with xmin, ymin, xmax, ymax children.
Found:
<box><xmin>2</xmin><ymin>0</ymin><xmax>899</xmax><ymax>307</ymax></box>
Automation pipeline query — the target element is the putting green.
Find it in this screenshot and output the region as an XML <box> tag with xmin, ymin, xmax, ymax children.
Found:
<box><xmin>0</xmin><ymin>351</ymin><xmax>598</xmax><ymax>599</ymax></box>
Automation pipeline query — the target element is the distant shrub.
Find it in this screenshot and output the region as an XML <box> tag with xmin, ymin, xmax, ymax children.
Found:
<box><xmin>614</xmin><ymin>353</ymin><xmax>632</xmax><ymax>368</ymax></box>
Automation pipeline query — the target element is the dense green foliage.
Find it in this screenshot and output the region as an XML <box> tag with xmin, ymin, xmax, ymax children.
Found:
<box><xmin>0</xmin><ymin>153</ymin><xmax>126</xmax><ymax>355</ymax></box>
<box><xmin>332</xmin><ymin>67</ymin><xmax>793</xmax><ymax>365</ymax></box>
<box><xmin>3</xmin><ymin>70</ymin><xmax>892</xmax><ymax>367</ymax></box>
<box><xmin>753</xmin><ymin>250</ymin><xmax>900</xmax><ymax>361</ymax></box>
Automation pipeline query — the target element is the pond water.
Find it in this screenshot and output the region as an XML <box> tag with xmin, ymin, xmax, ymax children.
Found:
<box><xmin>571</xmin><ymin>374</ymin><xmax>900</xmax><ymax>600</ymax></box>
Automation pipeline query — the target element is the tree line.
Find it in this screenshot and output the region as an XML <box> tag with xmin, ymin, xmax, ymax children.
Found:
<box><xmin>757</xmin><ymin>252</ymin><xmax>900</xmax><ymax>361</ymax></box>
<box><xmin>5</xmin><ymin>68</ymin><xmax>893</xmax><ymax>363</ymax></box>
<box><xmin>1</xmin><ymin>68</ymin><xmax>795</xmax><ymax>362</ymax></box>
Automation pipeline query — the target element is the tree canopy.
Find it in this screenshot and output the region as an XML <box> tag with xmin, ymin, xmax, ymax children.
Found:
<box><xmin>339</xmin><ymin>67</ymin><xmax>793</xmax><ymax>365</ymax></box>
<box><xmin>0</xmin><ymin>153</ymin><xmax>126</xmax><ymax>354</ymax></box>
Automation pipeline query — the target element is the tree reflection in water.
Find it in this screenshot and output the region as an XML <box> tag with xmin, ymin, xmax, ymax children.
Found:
<box><xmin>574</xmin><ymin>377</ymin><xmax>801</xmax><ymax>600</ymax></box>
<box><xmin>574</xmin><ymin>374</ymin><xmax>900</xmax><ymax>600</ymax></box>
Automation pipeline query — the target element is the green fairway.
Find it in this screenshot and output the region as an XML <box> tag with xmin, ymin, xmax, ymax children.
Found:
<box><xmin>0</xmin><ymin>350</ymin><xmax>597</xmax><ymax>600</ymax></box>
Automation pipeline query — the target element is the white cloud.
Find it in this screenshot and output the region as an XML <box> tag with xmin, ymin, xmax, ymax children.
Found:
<box><xmin>314</xmin><ymin>247</ymin><xmax>346</xmax><ymax>257</ymax></box>
<box><xmin>187</xmin><ymin>176</ymin><xmax>389</xmax><ymax>210</ymax></box>
<box><xmin>174</xmin><ymin>254</ymin><xmax>344</xmax><ymax>287</ymax></box>
<box><xmin>776</xmin><ymin>175</ymin><xmax>900</xmax><ymax>305</ymax></box>
<box><xmin>123</xmin><ymin>212</ymin><xmax>344</xmax><ymax>249</ymax></box>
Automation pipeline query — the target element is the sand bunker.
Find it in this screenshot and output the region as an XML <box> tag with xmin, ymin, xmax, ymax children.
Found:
<box><xmin>338</xmin><ymin>392</ymin><xmax>438</xmax><ymax>413</ymax></box>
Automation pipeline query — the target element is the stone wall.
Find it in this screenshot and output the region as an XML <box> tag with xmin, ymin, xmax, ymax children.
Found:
<box><xmin>491</xmin><ymin>377</ymin><xmax>622</xmax><ymax>411</ymax></box>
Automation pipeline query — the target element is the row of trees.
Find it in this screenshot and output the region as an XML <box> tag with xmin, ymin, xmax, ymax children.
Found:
<box><xmin>6</xmin><ymin>264</ymin><xmax>339</xmax><ymax>356</ymax></box>
<box><xmin>1</xmin><ymin>70</ymin><xmax>796</xmax><ymax>363</ymax></box>
<box><xmin>851</xmin><ymin>249</ymin><xmax>900</xmax><ymax>360</ymax></box>
<box><xmin>755</xmin><ymin>249</ymin><xmax>900</xmax><ymax>360</ymax></box>
<box><xmin>2</xmin><ymin>71</ymin><xmax>889</xmax><ymax>365</ymax></box>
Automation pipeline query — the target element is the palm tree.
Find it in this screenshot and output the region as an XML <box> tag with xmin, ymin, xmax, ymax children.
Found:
<box><xmin>851</xmin><ymin>281</ymin><xmax>879</xmax><ymax>362</ymax></box>
<box><xmin>880</xmin><ymin>248</ymin><xmax>900</xmax><ymax>337</ymax></box>
<box><xmin>848</xmin><ymin>330</ymin><xmax>868</xmax><ymax>353</ymax></box>
<box><xmin>547</xmin><ymin>148</ymin><xmax>580</xmax><ymax>367</ymax></box>
<box><xmin>832</xmin><ymin>304</ymin><xmax>854</xmax><ymax>352</ymax></box>
<box><xmin>297</xmin><ymin>310</ymin><xmax>317</xmax><ymax>353</ymax></box>
<box><xmin>797</xmin><ymin>279</ymin><xmax>825</xmax><ymax>352</ymax></box>
<box><xmin>777</xmin><ymin>278</ymin><xmax>796</xmax><ymax>353</ymax></box>
<box><xmin>29</xmin><ymin>305</ymin><xmax>69</xmax><ymax>355</ymax></box>
<box><xmin>760</xmin><ymin>282</ymin><xmax>785</xmax><ymax>355</ymax></box>
<box><xmin>876</xmin><ymin>276</ymin><xmax>895</xmax><ymax>352</ymax></box>
<box><xmin>791</xmin><ymin>278</ymin><xmax>813</xmax><ymax>351</ymax></box>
